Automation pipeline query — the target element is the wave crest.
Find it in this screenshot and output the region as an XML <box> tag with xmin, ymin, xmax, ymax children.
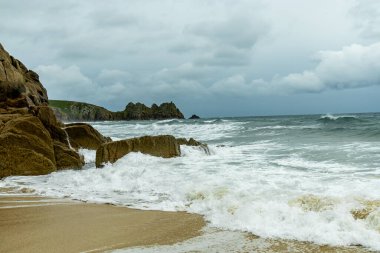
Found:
<box><xmin>318</xmin><ymin>114</ymin><xmax>360</xmax><ymax>123</ymax></box>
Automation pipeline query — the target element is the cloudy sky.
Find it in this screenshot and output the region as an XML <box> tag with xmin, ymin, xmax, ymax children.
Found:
<box><xmin>1</xmin><ymin>0</ymin><xmax>379</xmax><ymax>117</ymax></box>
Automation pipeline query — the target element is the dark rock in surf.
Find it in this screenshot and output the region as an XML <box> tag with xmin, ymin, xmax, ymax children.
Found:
<box><xmin>189</xmin><ymin>114</ymin><xmax>200</xmax><ymax>119</ymax></box>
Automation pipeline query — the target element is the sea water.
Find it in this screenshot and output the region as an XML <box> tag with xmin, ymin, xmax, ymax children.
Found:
<box><xmin>1</xmin><ymin>113</ymin><xmax>380</xmax><ymax>250</ymax></box>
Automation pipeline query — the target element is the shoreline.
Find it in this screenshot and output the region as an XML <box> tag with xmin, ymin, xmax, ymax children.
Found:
<box><xmin>0</xmin><ymin>193</ymin><xmax>375</xmax><ymax>253</ymax></box>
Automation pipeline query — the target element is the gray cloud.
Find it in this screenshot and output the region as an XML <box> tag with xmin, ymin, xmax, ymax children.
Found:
<box><xmin>351</xmin><ymin>0</ymin><xmax>380</xmax><ymax>39</ymax></box>
<box><xmin>209</xmin><ymin>42</ymin><xmax>380</xmax><ymax>96</ymax></box>
<box><xmin>271</xmin><ymin>42</ymin><xmax>380</xmax><ymax>93</ymax></box>
<box><xmin>188</xmin><ymin>16</ymin><xmax>267</xmax><ymax>49</ymax></box>
<box><xmin>1</xmin><ymin>0</ymin><xmax>379</xmax><ymax>116</ymax></box>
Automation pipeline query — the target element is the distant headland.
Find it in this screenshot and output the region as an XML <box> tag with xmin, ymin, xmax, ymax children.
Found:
<box><xmin>49</xmin><ymin>100</ymin><xmax>185</xmax><ymax>121</ymax></box>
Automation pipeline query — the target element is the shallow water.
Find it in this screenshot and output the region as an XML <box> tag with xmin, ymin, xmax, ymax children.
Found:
<box><xmin>1</xmin><ymin>113</ymin><xmax>380</xmax><ymax>250</ymax></box>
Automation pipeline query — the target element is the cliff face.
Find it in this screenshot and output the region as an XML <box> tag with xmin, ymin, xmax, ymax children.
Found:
<box><xmin>49</xmin><ymin>100</ymin><xmax>114</xmax><ymax>121</ymax></box>
<box><xmin>0</xmin><ymin>43</ymin><xmax>86</xmax><ymax>177</ymax></box>
<box><xmin>50</xmin><ymin>100</ymin><xmax>185</xmax><ymax>121</ymax></box>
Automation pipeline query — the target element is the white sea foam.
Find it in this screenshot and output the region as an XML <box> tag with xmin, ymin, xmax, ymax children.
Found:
<box><xmin>320</xmin><ymin>113</ymin><xmax>358</xmax><ymax>120</ymax></box>
<box><xmin>90</xmin><ymin>120</ymin><xmax>244</xmax><ymax>142</ymax></box>
<box><xmin>1</xmin><ymin>117</ymin><xmax>380</xmax><ymax>250</ymax></box>
<box><xmin>78</xmin><ymin>149</ymin><xmax>97</xmax><ymax>163</ymax></box>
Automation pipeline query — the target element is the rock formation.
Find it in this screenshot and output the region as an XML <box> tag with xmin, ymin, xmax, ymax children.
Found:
<box><xmin>50</xmin><ymin>100</ymin><xmax>185</xmax><ymax>121</ymax></box>
<box><xmin>189</xmin><ymin>114</ymin><xmax>200</xmax><ymax>119</ymax></box>
<box><xmin>0</xmin><ymin>114</ymin><xmax>57</xmax><ymax>177</ymax></box>
<box><xmin>95</xmin><ymin>136</ymin><xmax>210</xmax><ymax>167</ymax></box>
<box><xmin>96</xmin><ymin>135</ymin><xmax>180</xmax><ymax>167</ymax></box>
<box><xmin>64</xmin><ymin>123</ymin><xmax>111</xmax><ymax>150</ymax></box>
<box><xmin>49</xmin><ymin>100</ymin><xmax>114</xmax><ymax>121</ymax></box>
<box><xmin>0</xmin><ymin>43</ymin><xmax>87</xmax><ymax>177</ymax></box>
<box><xmin>176</xmin><ymin>137</ymin><xmax>210</xmax><ymax>155</ymax></box>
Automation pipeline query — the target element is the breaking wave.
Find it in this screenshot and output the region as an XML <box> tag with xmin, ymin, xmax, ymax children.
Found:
<box><xmin>318</xmin><ymin>114</ymin><xmax>361</xmax><ymax>123</ymax></box>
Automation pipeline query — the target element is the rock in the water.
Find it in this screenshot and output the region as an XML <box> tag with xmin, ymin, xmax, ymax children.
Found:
<box><xmin>64</xmin><ymin>123</ymin><xmax>111</xmax><ymax>150</ymax></box>
<box><xmin>96</xmin><ymin>135</ymin><xmax>180</xmax><ymax>167</ymax></box>
<box><xmin>189</xmin><ymin>114</ymin><xmax>200</xmax><ymax>119</ymax></box>
<box><xmin>0</xmin><ymin>115</ymin><xmax>56</xmax><ymax>177</ymax></box>
<box><xmin>176</xmin><ymin>137</ymin><xmax>210</xmax><ymax>155</ymax></box>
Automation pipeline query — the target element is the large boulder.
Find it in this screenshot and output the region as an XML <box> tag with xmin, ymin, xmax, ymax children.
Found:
<box><xmin>53</xmin><ymin>141</ymin><xmax>84</xmax><ymax>170</ymax></box>
<box><xmin>64</xmin><ymin>123</ymin><xmax>111</xmax><ymax>150</ymax></box>
<box><xmin>96</xmin><ymin>135</ymin><xmax>180</xmax><ymax>167</ymax></box>
<box><xmin>0</xmin><ymin>114</ymin><xmax>56</xmax><ymax>177</ymax></box>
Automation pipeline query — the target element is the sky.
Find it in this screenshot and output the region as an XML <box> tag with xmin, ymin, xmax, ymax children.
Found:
<box><xmin>1</xmin><ymin>0</ymin><xmax>380</xmax><ymax>117</ymax></box>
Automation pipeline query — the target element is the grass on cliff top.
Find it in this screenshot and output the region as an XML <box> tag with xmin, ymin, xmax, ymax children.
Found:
<box><xmin>49</xmin><ymin>100</ymin><xmax>77</xmax><ymax>108</ymax></box>
<box><xmin>49</xmin><ymin>100</ymin><xmax>111</xmax><ymax>113</ymax></box>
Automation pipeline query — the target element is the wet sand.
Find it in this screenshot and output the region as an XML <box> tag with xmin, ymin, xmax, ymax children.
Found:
<box><xmin>0</xmin><ymin>195</ymin><xmax>205</xmax><ymax>253</ymax></box>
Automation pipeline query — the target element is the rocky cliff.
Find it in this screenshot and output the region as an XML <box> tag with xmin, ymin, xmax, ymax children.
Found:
<box><xmin>50</xmin><ymin>100</ymin><xmax>185</xmax><ymax>121</ymax></box>
<box><xmin>0</xmin><ymin>44</ymin><xmax>48</xmax><ymax>108</ymax></box>
<box><xmin>0</xmin><ymin>43</ymin><xmax>109</xmax><ymax>177</ymax></box>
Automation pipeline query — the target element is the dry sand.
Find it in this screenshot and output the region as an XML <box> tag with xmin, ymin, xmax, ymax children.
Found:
<box><xmin>0</xmin><ymin>195</ymin><xmax>205</xmax><ymax>253</ymax></box>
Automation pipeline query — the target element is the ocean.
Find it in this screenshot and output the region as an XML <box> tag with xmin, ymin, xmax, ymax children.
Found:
<box><xmin>1</xmin><ymin>113</ymin><xmax>380</xmax><ymax>251</ymax></box>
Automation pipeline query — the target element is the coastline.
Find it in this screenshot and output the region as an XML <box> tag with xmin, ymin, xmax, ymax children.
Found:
<box><xmin>0</xmin><ymin>192</ymin><xmax>375</xmax><ymax>253</ymax></box>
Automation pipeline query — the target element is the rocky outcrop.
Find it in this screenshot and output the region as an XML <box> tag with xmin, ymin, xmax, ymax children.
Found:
<box><xmin>115</xmin><ymin>102</ymin><xmax>184</xmax><ymax>120</ymax></box>
<box><xmin>50</xmin><ymin>100</ymin><xmax>185</xmax><ymax>121</ymax></box>
<box><xmin>64</xmin><ymin>123</ymin><xmax>111</xmax><ymax>150</ymax></box>
<box><xmin>0</xmin><ymin>43</ymin><xmax>48</xmax><ymax>108</ymax></box>
<box><xmin>53</xmin><ymin>141</ymin><xmax>84</xmax><ymax>170</ymax></box>
<box><xmin>0</xmin><ymin>43</ymin><xmax>84</xmax><ymax>177</ymax></box>
<box><xmin>49</xmin><ymin>100</ymin><xmax>114</xmax><ymax>121</ymax></box>
<box><xmin>96</xmin><ymin>135</ymin><xmax>180</xmax><ymax>167</ymax></box>
<box><xmin>95</xmin><ymin>136</ymin><xmax>210</xmax><ymax>167</ymax></box>
<box><xmin>189</xmin><ymin>114</ymin><xmax>200</xmax><ymax>119</ymax></box>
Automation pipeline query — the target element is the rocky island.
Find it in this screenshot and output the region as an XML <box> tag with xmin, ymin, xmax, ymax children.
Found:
<box><xmin>50</xmin><ymin>100</ymin><xmax>185</xmax><ymax>121</ymax></box>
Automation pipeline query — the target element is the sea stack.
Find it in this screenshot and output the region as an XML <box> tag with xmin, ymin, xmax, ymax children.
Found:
<box><xmin>189</xmin><ymin>114</ymin><xmax>200</xmax><ymax>119</ymax></box>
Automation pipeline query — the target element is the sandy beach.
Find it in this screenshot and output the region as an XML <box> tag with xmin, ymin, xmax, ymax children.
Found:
<box><xmin>1</xmin><ymin>193</ymin><xmax>375</xmax><ymax>253</ymax></box>
<box><xmin>0</xmin><ymin>194</ymin><xmax>205</xmax><ymax>253</ymax></box>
